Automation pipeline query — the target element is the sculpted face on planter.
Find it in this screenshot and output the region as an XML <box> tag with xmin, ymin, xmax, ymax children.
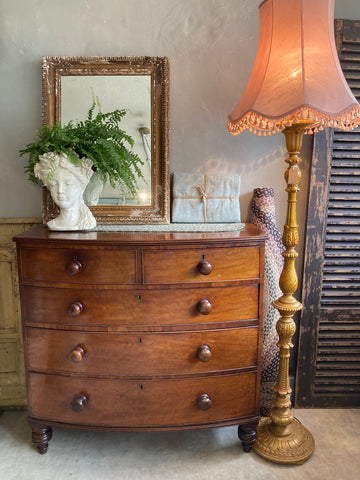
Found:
<box><xmin>34</xmin><ymin>152</ymin><xmax>96</xmax><ymax>231</ymax></box>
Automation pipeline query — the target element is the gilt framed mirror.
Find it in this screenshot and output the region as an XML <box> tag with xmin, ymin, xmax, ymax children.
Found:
<box><xmin>42</xmin><ymin>56</ymin><xmax>170</xmax><ymax>224</ymax></box>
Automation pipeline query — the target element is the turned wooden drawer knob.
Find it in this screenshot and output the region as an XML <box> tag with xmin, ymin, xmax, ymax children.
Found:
<box><xmin>71</xmin><ymin>394</ymin><xmax>88</xmax><ymax>412</ymax></box>
<box><xmin>197</xmin><ymin>394</ymin><xmax>212</xmax><ymax>411</ymax></box>
<box><xmin>197</xmin><ymin>298</ymin><xmax>213</xmax><ymax>315</ymax></box>
<box><xmin>197</xmin><ymin>259</ymin><xmax>212</xmax><ymax>275</ymax></box>
<box><xmin>67</xmin><ymin>301</ymin><xmax>83</xmax><ymax>317</ymax></box>
<box><xmin>66</xmin><ymin>258</ymin><xmax>83</xmax><ymax>276</ymax></box>
<box><xmin>69</xmin><ymin>345</ymin><xmax>87</xmax><ymax>362</ymax></box>
<box><xmin>197</xmin><ymin>345</ymin><xmax>212</xmax><ymax>362</ymax></box>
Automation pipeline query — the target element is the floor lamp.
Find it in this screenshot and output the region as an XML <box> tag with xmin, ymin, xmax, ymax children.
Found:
<box><xmin>228</xmin><ymin>0</ymin><xmax>360</xmax><ymax>465</ymax></box>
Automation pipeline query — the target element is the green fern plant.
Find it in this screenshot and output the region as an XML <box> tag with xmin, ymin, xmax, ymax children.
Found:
<box><xmin>20</xmin><ymin>101</ymin><xmax>144</xmax><ymax>197</ymax></box>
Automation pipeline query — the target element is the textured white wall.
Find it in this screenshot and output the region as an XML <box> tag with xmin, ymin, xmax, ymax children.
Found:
<box><xmin>0</xmin><ymin>0</ymin><xmax>359</xmax><ymax>233</ymax></box>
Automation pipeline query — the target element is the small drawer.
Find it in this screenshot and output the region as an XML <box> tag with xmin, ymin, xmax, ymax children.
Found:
<box><xmin>26</xmin><ymin>327</ymin><xmax>259</xmax><ymax>376</ymax></box>
<box><xmin>143</xmin><ymin>246</ymin><xmax>260</xmax><ymax>284</ymax></box>
<box><xmin>18</xmin><ymin>247</ymin><xmax>136</xmax><ymax>284</ymax></box>
<box><xmin>22</xmin><ymin>284</ymin><xmax>259</xmax><ymax>327</ymax></box>
<box><xmin>28</xmin><ymin>372</ymin><xmax>257</xmax><ymax>427</ymax></box>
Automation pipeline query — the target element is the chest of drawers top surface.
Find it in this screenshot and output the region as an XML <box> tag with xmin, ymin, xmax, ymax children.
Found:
<box><xmin>13</xmin><ymin>223</ymin><xmax>265</xmax><ymax>247</ymax></box>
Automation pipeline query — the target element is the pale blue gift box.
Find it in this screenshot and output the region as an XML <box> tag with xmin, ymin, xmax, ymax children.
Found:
<box><xmin>171</xmin><ymin>173</ymin><xmax>241</xmax><ymax>223</ymax></box>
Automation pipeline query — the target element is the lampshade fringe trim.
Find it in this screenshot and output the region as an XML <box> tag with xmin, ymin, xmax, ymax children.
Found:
<box><xmin>228</xmin><ymin>104</ymin><xmax>360</xmax><ymax>136</ymax></box>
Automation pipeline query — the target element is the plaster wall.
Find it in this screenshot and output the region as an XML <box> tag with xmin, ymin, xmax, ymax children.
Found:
<box><xmin>1</xmin><ymin>0</ymin><xmax>359</xmax><ymax>277</ymax></box>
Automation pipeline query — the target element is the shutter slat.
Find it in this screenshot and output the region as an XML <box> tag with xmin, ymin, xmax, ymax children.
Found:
<box><xmin>327</xmin><ymin>218</ymin><xmax>360</xmax><ymax>225</ymax></box>
<box><xmin>332</xmin><ymin>153</ymin><xmax>360</xmax><ymax>159</ymax></box>
<box><xmin>332</xmin><ymin>144</ymin><xmax>360</xmax><ymax>151</ymax></box>
<box><xmin>319</xmin><ymin>343</ymin><xmax>360</xmax><ymax>349</ymax></box>
<box><xmin>315</xmin><ymin>378</ymin><xmax>360</xmax><ymax>385</ymax></box>
<box><xmin>315</xmin><ymin>362</ymin><xmax>360</xmax><ymax>370</ymax></box>
<box><xmin>323</xmin><ymin>266</ymin><xmax>360</xmax><ymax>273</ymax></box>
<box><xmin>315</xmin><ymin>370</ymin><xmax>360</xmax><ymax>377</ymax></box>
<box><xmin>323</xmin><ymin>258</ymin><xmax>360</xmax><ymax>264</ymax></box>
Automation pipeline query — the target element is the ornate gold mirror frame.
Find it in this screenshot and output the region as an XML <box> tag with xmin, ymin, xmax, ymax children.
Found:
<box><xmin>42</xmin><ymin>56</ymin><xmax>170</xmax><ymax>224</ymax></box>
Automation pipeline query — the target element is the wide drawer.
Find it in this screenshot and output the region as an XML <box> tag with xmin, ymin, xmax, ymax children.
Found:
<box><xmin>18</xmin><ymin>247</ymin><xmax>136</xmax><ymax>284</ymax></box>
<box><xmin>22</xmin><ymin>284</ymin><xmax>259</xmax><ymax>328</ymax></box>
<box><xmin>143</xmin><ymin>246</ymin><xmax>260</xmax><ymax>284</ymax></box>
<box><xmin>28</xmin><ymin>372</ymin><xmax>257</xmax><ymax>427</ymax></box>
<box><xmin>26</xmin><ymin>326</ymin><xmax>259</xmax><ymax>376</ymax></box>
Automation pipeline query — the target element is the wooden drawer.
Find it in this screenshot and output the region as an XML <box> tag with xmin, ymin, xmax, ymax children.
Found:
<box><xmin>18</xmin><ymin>247</ymin><xmax>136</xmax><ymax>285</ymax></box>
<box><xmin>143</xmin><ymin>246</ymin><xmax>260</xmax><ymax>284</ymax></box>
<box><xmin>28</xmin><ymin>372</ymin><xmax>257</xmax><ymax>427</ymax></box>
<box><xmin>22</xmin><ymin>284</ymin><xmax>259</xmax><ymax>328</ymax></box>
<box><xmin>26</xmin><ymin>327</ymin><xmax>259</xmax><ymax>376</ymax></box>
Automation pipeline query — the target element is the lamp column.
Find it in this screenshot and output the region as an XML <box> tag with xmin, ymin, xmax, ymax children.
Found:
<box><xmin>253</xmin><ymin>122</ymin><xmax>315</xmax><ymax>464</ymax></box>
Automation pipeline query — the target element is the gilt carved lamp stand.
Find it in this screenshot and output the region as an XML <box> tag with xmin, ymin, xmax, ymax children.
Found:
<box><xmin>228</xmin><ymin>0</ymin><xmax>360</xmax><ymax>464</ymax></box>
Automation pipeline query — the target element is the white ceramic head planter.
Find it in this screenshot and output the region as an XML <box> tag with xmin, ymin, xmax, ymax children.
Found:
<box><xmin>34</xmin><ymin>152</ymin><xmax>97</xmax><ymax>231</ymax></box>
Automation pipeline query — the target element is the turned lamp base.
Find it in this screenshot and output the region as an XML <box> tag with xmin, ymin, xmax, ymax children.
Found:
<box><xmin>253</xmin><ymin>417</ymin><xmax>315</xmax><ymax>465</ymax></box>
<box><xmin>250</xmin><ymin>122</ymin><xmax>315</xmax><ymax>465</ymax></box>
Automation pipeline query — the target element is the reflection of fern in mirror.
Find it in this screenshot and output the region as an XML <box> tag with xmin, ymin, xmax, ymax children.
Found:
<box><xmin>20</xmin><ymin>101</ymin><xmax>144</xmax><ymax>197</ymax></box>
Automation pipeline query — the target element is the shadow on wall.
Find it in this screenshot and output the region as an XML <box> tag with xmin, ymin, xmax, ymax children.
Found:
<box><xmin>197</xmin><ymin>143</ymin><xmax>286</xmax><ymax>175</ymax></box>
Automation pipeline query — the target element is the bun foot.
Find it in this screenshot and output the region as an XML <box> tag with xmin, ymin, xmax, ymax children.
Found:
<box><xmin>238</xmin><ymin>419</ymin><xmax>259</xmax><ymax>452</ymax></box>
<box><xmin>28</xmin><ymin>418</ymin><xmax>53</xmax><ymax>454</ymax></box>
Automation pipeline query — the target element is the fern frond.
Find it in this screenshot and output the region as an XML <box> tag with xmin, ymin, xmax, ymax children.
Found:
<box><xmin>20</xmin><ymin>100</ymin><xmax>145</xmax><ymax>194</ymax></box>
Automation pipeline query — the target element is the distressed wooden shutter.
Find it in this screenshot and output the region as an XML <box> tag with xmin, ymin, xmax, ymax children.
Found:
<box><xmin>295</xmin><ymin>19</ymin><xmax>360</xmax><ymax>408</ymax></box>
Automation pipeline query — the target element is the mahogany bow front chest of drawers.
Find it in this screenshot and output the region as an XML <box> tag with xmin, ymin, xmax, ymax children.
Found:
<box><xmin>14</xmin><ymin>224</ymin><xmax>266</xmax><ymax>454</ymax></box>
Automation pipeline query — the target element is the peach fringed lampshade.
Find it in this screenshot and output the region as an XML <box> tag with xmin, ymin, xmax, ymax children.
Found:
<box><xmin>227</xmin><ymin>0</ymin><xmax>360</xmax><ymax>136</ymax></box>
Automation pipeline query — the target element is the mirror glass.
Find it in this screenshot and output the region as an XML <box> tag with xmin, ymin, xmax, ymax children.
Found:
<box><xmin>42</xmin><ymin>56</ymin><xmax>170</xmax><ymax>224</ymax></box>
<box><xmin>61</xmin><ymin>75</ymin><xmax>152</xmax><ymax>206</ymax></box>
